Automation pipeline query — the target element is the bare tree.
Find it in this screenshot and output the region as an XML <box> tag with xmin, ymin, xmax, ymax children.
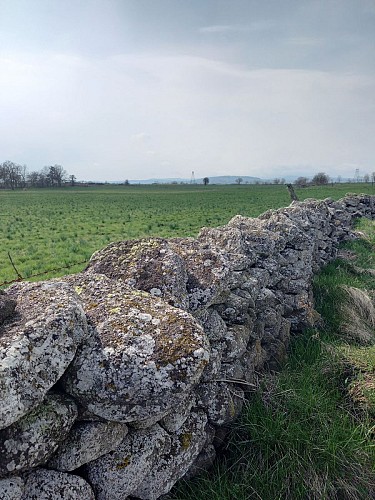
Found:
<box><xmin>363</xmin><ymin>173</ymin><xmax>370</xmax><ymax>183</ymax></box>
<box><xmin>294</xmin><ymin>176</ymin><xmax>309</xmax><ymax>187</ymax></box>
<box><xmin>203</xmin><ymin>177</ymin><xmax>209</xmax><ymax>186</ymax></box>
<box><xmin>27</xmin><ymin>171</ymin><xmax>41</xmax><ymax>187</ymax></box>
<box><xmin>235</xmin><ymin>177</ymin><xmax>243</xmax><ymax>185</ymax></box>
<box><xmin>312</xmin><ymin>172</ymin><xmax>329</xmax><ymax>185</ymax></box>
<box><xmin>0</xmin><ymin>161</ymin><xmax>23</xmax><ymax>190</ymax></box>
<box><xmin>46</xmin><ymin>164</ymin><xmax>67</xmax><ymax>187</ymax></box>
<box><xmin>273</xmin><ymin>178</ymin><xmax>281</xmax><ymax>184</ymax></box>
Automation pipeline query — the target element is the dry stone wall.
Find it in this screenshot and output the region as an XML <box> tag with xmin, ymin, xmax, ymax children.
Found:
<box><xmin>0</xmin><ymin>194</ymin><xmax>374</xmax><ymax>499</ymax></box>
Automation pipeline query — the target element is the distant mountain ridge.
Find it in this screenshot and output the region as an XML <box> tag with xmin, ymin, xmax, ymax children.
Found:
<box><xmin>129</xmin><ymin>175</ymin><xmax>262</xmax><ymax>184</ymax></box>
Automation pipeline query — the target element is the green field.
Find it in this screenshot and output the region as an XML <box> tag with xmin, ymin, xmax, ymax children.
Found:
<box><xmin>1</xmin><ymin>182</ymin><xmax>374</xmax><ymax>285</ymax></box>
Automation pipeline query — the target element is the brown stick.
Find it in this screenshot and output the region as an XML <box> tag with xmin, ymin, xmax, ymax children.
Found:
<box><xmin>7</xmin><ymin>252</ymin><xmax>23</xmax><ymax>280</ymax></box>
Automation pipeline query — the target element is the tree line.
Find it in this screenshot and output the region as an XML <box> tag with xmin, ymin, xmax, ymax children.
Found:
<box><xmin>0</xmin><ymin>161</ymin><xmax>76</xmax><ymax>189</ymax></box>
<box><xmin>294</xmin><ymin>171</ymin><xmax>375</xmax><ymax>187</ymax></box>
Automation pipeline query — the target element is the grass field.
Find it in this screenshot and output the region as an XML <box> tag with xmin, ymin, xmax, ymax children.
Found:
<box><xmin>1</xmin><ymin>182</ymin><xmax>374</xmax><ymax>284</ymax></box>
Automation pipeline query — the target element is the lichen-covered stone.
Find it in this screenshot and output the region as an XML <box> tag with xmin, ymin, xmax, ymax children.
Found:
<box><xmin>22</xmin><ymin>469</ymin><xmax>95</xmax><ymax>499</ymax></box>
<box><xmin>220</xmin><ymin>325</ymin><xmax>252</xmax><ymax>362</ymax></box>
<box><xmin>183</xmin><ymin>444</ymin><xmax>216</xmax><ymax>481</ymax></box>
<box><xmin>227</xmin><ymin>215</ymin><xmax>287</xmax><ymax>256</ymax></box>
<box><xmin>0</xmin><ymin>477</ymin><xmax>24</xmax><ymax>499</ymax></box>
<box><xmin>169</xmin><ymin>238</ymin><xmax>232</xmax><ymax>311</ymax></box>
<box><xmin>0</xmin><ymin>393</ymin><xmax>77</xmax><ymax>477</ymax></box>
<box><xmin>160</xmin><ymin>395</ymin><xmax>196</xmax><ymax>433</ymax></box>
<box><xmin>85</xmin><ymin>424</ymin><xmax>170</xmax><ymax>500</ymax></box>
<box><xmin>61</xmin><ymin>273</ymin><xmax>209</xmax><ymax>423</ymax></box>
<box><xmin>195</xmin><ymin>383</ymin><xmax>244</xmax><ymax>426</ymax></box>
<box><xmin>0</xmin><ymin>281</ymin><xmax>86</xmax><ymax>430</ymax></box>
<box><xmin>47</xmin><ymin>421</ymin><xmax>128</xmax><ymax>471</ymax></box>
<box><xmin>215</xmin><ymin>291</ymin><xmax>254</xmax><ymax>325</ymax></box>
<box><xmin>87</xmin><ymin>238</ymin><xmax>189</xmax><ymax>309</ymax></box>
<box><xmin>133</xmin><ymin>411</ymin><xmax>208</xmax><ymax>500</ymax></box>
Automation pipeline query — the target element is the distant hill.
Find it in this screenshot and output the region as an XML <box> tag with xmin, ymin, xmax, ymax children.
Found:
<box><xmin>129</xmin><ymin>175</ymin><xmax>262</xmax><ymax>185</ymax></box>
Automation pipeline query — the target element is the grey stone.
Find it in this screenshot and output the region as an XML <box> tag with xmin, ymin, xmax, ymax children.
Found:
<box><xmin>195</xmin><ymin>382</ymin><xmax>244</xmax><ymax>426</ymax></box>
<box><xmin>133</xmin><ymin>411</ymin><xmax>208</xmax><ymax>500</ymax></box>
<box><xmin>0</xmin><ymin>477</ymin><xmax>24</xmax><ymax>499</ymax></box>
<box><xmin>21</xmin><ymin>468</ymin><xmax>95</xmax><ymax>499</ymax></box>
<box><xmin>169</xmin><ymin>238</ymin><xmax>232</xmax><ymax>311</ymax></box>
<box><xmin>47</xmin><ymin>421</ymin><xmax>128</xmax><ymax>471</ymax></box>
<box><xmin>0</xmin><ymin>281</ymin><xmax>86</xmax><ymax>430</ymax></box>
<box><xmin>160</xmin><ymin>395</ymin><xmax>196</xmax><ymax>433</ymax></box>
<box><xmin>220</xmin><ymin>325</ymin><xmax>252</xmax><ymax>361</ymax></box>
<box><xmin>0</xmin><ymin>393</ymin><xmax>77</xmax><ymax>477</ymax></box>
<box><xmin>0</xmin><ymin>291</ymin><xmax>16</xmax><ymax>325</ymax></box>
<box><xmin>61</xmin><ymin>273</ymin><xmax>209</xmax><ymax>423</ymax></box>
<box><xmin>87</xmin><ymin>238</ymin><xmax>189</xmax><ymax>309</ymax></box>
<box><xmin>183</xmin><ymin>444</ymin><xmax>216</xmax><ymax>481</ymax></box>
<box><xmin>85</xmin><ymin>424</ymin><xmax>170</xmax><ymax>500</ymax></box>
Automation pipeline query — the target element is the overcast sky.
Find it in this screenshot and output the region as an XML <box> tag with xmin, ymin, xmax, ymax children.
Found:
<box><xmin>0</xmin><ymin>0</ymin><xmax>374</xmax><ymax>181</ymax></box>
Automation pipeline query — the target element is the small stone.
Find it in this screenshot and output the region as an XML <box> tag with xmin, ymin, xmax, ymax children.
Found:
<box><xmin>22</xmin><ymin>469</ymin><xmax>95</xmax><ymax>499</ymax></box>
<box><xmin>0</xmin><ymin>393</ymin><xmax>77</xmax><ymax>477</ymax></box>
<box><xmin>47</xmin><ymin>421</ymin><xmax>128</xmax><ymax>471</ymax></box>
<box><xmin>85</xmin><ymin>424</ymin><xmax>170</xmax><ymax>500</ymax></box>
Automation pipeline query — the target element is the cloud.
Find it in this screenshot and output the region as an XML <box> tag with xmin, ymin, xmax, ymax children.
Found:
<box><xmin>130</xmin><ymin>133</ymin><xmax>152</xmax><ymax>144</ymax></box>
<box><xmin>199</xmin><ymin>21</ymin><xmax>276</xmax><ymax>34</ymax></box>
<box><xmin>199</xmin><ymin>24</ymin><xmax>248</xmax><ymax>34</ymax></box>
<box><xmin>0</xmin><ymin>50</ymin><xmax>374</xmax><ymax>180</ymax></box>
<box><xmin>285</xmin><ymin>37</ymin><xmax>325</xmax><ymax>46</ymax></box>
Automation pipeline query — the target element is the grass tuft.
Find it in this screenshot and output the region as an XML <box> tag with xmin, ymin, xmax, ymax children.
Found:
<box><xmin>339</xmin><ymin>286</ymin><xmax>375</xmax><ymax>344</ymax></box>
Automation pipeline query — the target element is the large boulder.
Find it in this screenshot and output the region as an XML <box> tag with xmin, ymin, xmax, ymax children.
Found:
<box><xmin>0</xmin><ymin>393</ymin><xmax>77</xmax><ymax>477</ymax></box>
<box><xmin>0</xmin><ymin>281</ymin><xmax>87</xmax><ymax>430</ymax></box>
<box><xmin>61</xmin><ymin>273</ymin><xmax>209</xmax><ymax>423</ymax></box>
<box><xmin>86</xmin><ymin>238</ymin><xmax>189</xmax><ymax>309</ymax></box>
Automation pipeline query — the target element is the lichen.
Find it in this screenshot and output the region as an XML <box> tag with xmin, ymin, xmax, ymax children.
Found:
<box><xmin>179</xmin><ymin>432</ymin><xmax>192</xmax><ymax>450</ymax></box>
<box><xmin>115</xmin><ymin>455</ymin><xmax>131</xmax><ymax>469</ymax></box>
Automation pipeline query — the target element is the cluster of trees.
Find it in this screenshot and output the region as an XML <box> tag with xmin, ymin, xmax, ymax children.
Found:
<box><xmin>0</xmin><ymin>161</ymin><xmax>75</xmax><ymax>189</ymax></box>
<box><xmin>294</xmin><ymin>172</ymin><xmax>330</xmax><ymax>187</ymax></box>
<box><xmin>294</xmin><ymin>172</ymin><xmax>375</xmax><ymax>187</ymax></box>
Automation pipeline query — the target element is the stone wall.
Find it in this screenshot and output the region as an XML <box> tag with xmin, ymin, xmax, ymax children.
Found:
<box><xmin>1</xmin><ymin>194</ymin><xmax>374</xmax><ymax>499</ymax></box>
